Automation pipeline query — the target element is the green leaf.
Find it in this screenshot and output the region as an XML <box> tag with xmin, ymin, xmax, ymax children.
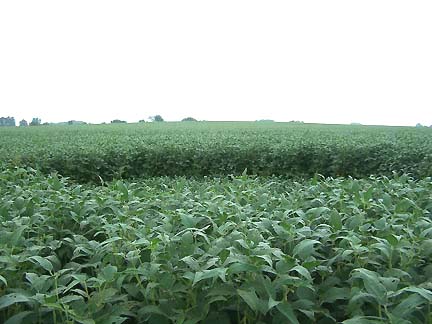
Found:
<box><xmin>276</xmin><ymin>303</ymin><xmax>299</xmax><ymax>324</ymax></box>
<box><xmin>351</xmin><ymin>268</ymin><xmax>387</xmax><ymax>304</ymax></box>
<box><xmin>101</xmin><ymin>237</ymin><xmax>123</xmax><ymax>246</ymax></box>
<box><xmin>4</xmin><ymin>311</ymin><xmax>33</xmax><ymax>324</ymax></box>
<box><xmin>0</xmin><ymin>293</ymin><xmax>31</xmax><ymax>310</ymax></box>
<box><xmin>267</xmin><ymin>297</ymin><xmax>280</xmax><ymax>311</ymax></box>
<box><xmin>237</xmin><ymin>289</ymin><xmax>266</xmax><ymax>314</ymax></box>
<box><xmin>75</xmin><ymin>319</ymin><xmax>96</xmax><ymax>324</ymax></box>
<box><xmin>306</xmin><ymin>207</ymin><xmax>330</xmax><ymax>218</ymax></box>
<box><xmin>59</xmin><ymin>295</ymin><xmax>83</xmax><ymax>304</ymax></box>
<box><xmin>10</xmin><ymin>227</ymin><xmax>26</xmax><ymax>246</ymax></box>
<box><xmin>385</xmin><ymin>234</ymin><xmax>399</xmax><ymax>247</ymax></box>
<box><xmin>180</xmin><ymin>214</ymin><xmax>199</xmax><ymax>228</ymax></box>
<box><xmin>181</xmin><ymin>256</ymin><xmax>200</xmax><ymax>271</ymax></box>
<box><xmin>392</xmin><ymin>294</ymin><xmax>425</xmax><ymax>317</ymax></box>
<box><xmin>293</xmin><ymin>239</ymin><xmax>320</xmax><ymax>260</ymax></box>
<box><xmin>228</xmin><ymin>262</ymin><xmax>259</xmax><ymax>274</ymax></box>
<box><xmin>238</xmin><ymin>289</ymin><xmax>259</xmax><ymax>312</ymax></box>
<box><xmin>256</xmin><ymin>254</ymin><xmax>273</xmax><ymax>267</ymax></box>
<box><xmin>401</xmin><ymin>286</ymin><xmax>432</xmax><ymax>301</ymax></box>
<box><xmin>29</xmin><ymin>256</ymin><xmax>53</xmax><ymax>273</ymax></box>
<box><xmin>290</xmin><ymin>265</ymin><xmax>312</xmax><ymax>281</ymax></box>
<box><xmin>193</xmin><ymin>268</ymin><xmax>227</xmax><ymax>286</ymax></box>
<box><xmin>101</xmin><ymin>265</ymin><xmax>118</xmax><ymax>282</ymax></box>
<box><xmin>139</xmin><ymin>305</ymin><xmax>170</xmax><ymax>318</ymax></box>
<box><xmin>116</xmin><ymin>180</ymin><xmax>128</xmax><ymax>199</ymax></box>
<box><xmin>386</xmin><ymin>313</ymin><xmax>411</xmax><ymax>324</ymax></box>
<box><xmin>390</xmin><ymin>286</ymin><xmax>432</xmax><ymax>303</ymax></box>
<box><xmin>329</xmin><ymin>210</ymin><xmax>343</xmax><ymax>230</ymax></box>
<box><xmin>205</xmin><ymin>312</ymin><xmax>232</xmax><ymax>324</ymax></box>
<box><xmin>321</xmin><ymin>287</ymin><xmax>350</xmax><ymax>304</ymax></box>
<box><xmin>343</xmin><ymin>316</ymin><xmax>383</xmax><ymax>324</ymax></box>
<box><xmin>0</xmin><ymin>274</ymin><xmax>7</xmax><ymax>286</ymax></box>
<box><xmin>379</xmin><ymin>277</ymin><xmax>399</xmax><ymax>292</ymax></box>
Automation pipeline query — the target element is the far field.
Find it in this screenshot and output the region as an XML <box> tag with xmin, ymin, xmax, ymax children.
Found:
<box><xmin>0</xmin><ymin>122</ymin><xmax>431</xmax><ymax>181</ymax></box>
<box><xmin>0</xmin><ymin>122</ymin><xmax>431</xmax><ymax>324</ymax></box>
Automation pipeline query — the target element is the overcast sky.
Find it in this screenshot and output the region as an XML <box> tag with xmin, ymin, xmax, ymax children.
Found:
<box><xmin>1</xmin><ymin>1</ymin><xmax>431</xmax><ymax>126</ymax></box>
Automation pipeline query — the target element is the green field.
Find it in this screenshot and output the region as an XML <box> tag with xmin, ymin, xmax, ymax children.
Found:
<box><xmin>1</xmin><ymin>122</ymin><xmax>432</xmax><ymax>323</ymax></box>
<box><xmin>1</xmin><ymin>122</ymin><xmax>431</xmax><ymax>181</ymax></box>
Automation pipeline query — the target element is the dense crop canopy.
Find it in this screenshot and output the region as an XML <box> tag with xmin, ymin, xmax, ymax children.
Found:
<box><xmin>1</xmin><ymin>167</ymin><xmax>432</xmax><ymax>323</ymax></box>
<box><xmin>0</xmin><ymin>122</ymin><xmax>431</xmax><ymax>182</ymax></box>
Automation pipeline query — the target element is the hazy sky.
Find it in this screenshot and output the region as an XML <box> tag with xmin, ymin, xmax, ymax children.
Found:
<box><xmin>1</xmin><ymin>1</ymin><xmax>431</xmax><ymax>126</ymax></box>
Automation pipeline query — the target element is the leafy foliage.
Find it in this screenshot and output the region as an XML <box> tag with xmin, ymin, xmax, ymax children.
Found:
<box><xmin>0</xmin><ymin>122</ymin><xmax>431</xmax><ymax>182</ymax></box>
<box><xmin>1</xmin><ymin>166</ymin><xmax>432</xmax><ymax>323</ymax></box>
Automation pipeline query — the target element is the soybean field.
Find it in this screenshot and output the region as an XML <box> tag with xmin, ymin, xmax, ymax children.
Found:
<box><xmin>1</xmin><ymin>122</ymin><xmax>431</xmax><ymax>181</ymax></box>
<box><xmin>1</xmin><ymin>122</ymin><xmax>432</xmax><ymax>324</ymax></box>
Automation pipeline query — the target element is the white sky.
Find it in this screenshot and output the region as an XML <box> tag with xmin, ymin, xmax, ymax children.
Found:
<box><xmin>0</xmin><ymin>1</ymin><xmax>431</xmax><ymax>126</ymax></box>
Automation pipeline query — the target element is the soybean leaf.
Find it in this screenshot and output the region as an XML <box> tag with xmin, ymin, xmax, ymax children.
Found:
<box><xmin>0</xmin><ymin>274</ymin><xmax>7</xmax><ymax>286</ymax></box>
<box><xmin>193</xmin><ymin>268</ymin><xmax>227</xmax><ymax>286</ymax></box>
<box><xmin>267</xmin><ymin>297</ymin><xmax>280</xmax><ymax>311</ymax></box>
<box><xmin>228</xmin><ymin>262</ymin><xmax>259</xmax><ymax>274</ymax></box>
<box><xmin>29</xmin><ymin>256</ymin><xmax>53</xmax><ymax>273</ymax></box>
<box><xmin>329</xmin><ymin>210</ymin><xmax>343</xmax><ymax>230</ymax></box>
<box><xmin>101</xmin><ymin>265</ymin><xmax>118</xmax><ymax>282</ymax></box>
<box><xmin>351</xmin><ymin>269</ymin><xmax>387</xmax><ymax>304</ymax></box>
<box><xmin>321</xmin><ymin>287</ymin><xmax>350</xmax><ymax>304</ymax></box>
<box><xmin>293</xmin><ymin>239</ymin><xmax>320</xmax><ymax>260</ymax></box>
<box><xmin>392</xmin><ymin>294</ymin><xmax>429</xmax><ymax>318</ymax></box>
<box><xmin>343</xmin><ymin>317</ymin><xmax>383</xmax><ymax>324</ymax></box>
<box><xmin>4</xmin><ymin>311</ymin><xmax>33</xmax><ymax>324</ymax></box>
<box><xmin>276</xmin><ymin>303</ymin><xmax>299</xmax><ymax>324</ymax></box>
<box><xmin>393</xmin><ymin>286</ymin><xmax>432</xmax><ymax>302</ymax></box>
<box><xmin>238</xmin><ymin>289</ymin><xmax>266</xmax><ymax>314</ymax></box>
<box><xmin>290</xmin><ymin>265</ymin><xmax>312</xmax><ymax>281</ymax></box>
<box><xmin>0</xmin><ymin>293</ymin><xmax>31</xmax><ymax>310</ymax></box>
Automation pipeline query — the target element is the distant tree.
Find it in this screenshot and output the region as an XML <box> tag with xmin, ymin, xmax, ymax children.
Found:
<box><xmin>255</xmin><ymin>119</ymin><xmax>274</xmax><ymax>122</ymax></box>
<box><xmin>64</xmin><ymin>120</ymin><xmax>87</xmax><ymax>125</ymax></box>
<box><xmin>42</xmin><ymin>122</ymin><xmax>50</xmax><ymax>126</ymax></box>
<box><xmin>19</xmin><ymin>119</ymin><xmax>28</xmax><ymax>127</ymax></box>
<box><xmin>139</xmin><ymin>119</ymin><xmax>146</xmax><ymax>123</ymax></box>
<box><xmin>111</xmin><ymin>119</ymin><xmax>127</xmax><ymax>124</ymax></box>
<box><xmin>149</xmin><ymin>115</ymin><xmax>164</xmax><ymax>122</ymax></box>
<box><xmin>0</xmin><ymin>116</ymin><xmax>16</xmax><ymax>126</ymax></box>
<box><xmin>416</xmin><ymin>123</ymin><xmax>424</xmax><ymax>128</ymax></box>
<box><xmin>29</xmin><ymin>118</ymin><xmax>41</xmax><ymax>126</ymax></box>
<box><xmin>288</xmin><ymin>120</ymin><xmax>304</xmax><ymax>124</ymax></box>
<box><xmin>181</xmin><ymin>117</ymin><xmax>197</xmax><ymax>122</ymax></box>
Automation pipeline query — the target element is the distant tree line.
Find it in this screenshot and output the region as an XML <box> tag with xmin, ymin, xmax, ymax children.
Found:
<box><xmin>30</xmin><ymin>118</ymin><xmax>42</xmax><ymax>126</ymax></box>
<box><xmin>416</xmin><ymin>123</ymin><xmax>432</xmax><ymax>128</ymax></box>
<box><xmin>1</xmin><ymin>114</ymin><xmax>202</xmax><ymax>126</ymax></box>
<box><xmin>181</xmin><ymin>117</ymin><xmax>197</xmax><ymax>122</ymax></box>
<box><xmin>149</xmin><ymin>115</ymin><xmax>164</xmax><ymax>122</ymax></box>
<box><xmin>0</xmin><ymin>116</ymin><xmax>15</xmax><ymax>126</ymax></box>
<box><xmin>2</xmin><ymin>115</ymin><xmax>432</xmax><ymax>127</ymax></box>
<box><xmin>107</xmin><ymin>115</ymin><xmax>200</xmax><ymax>123</ymax></box>
<box><xmin>0</xmin><ymin>117</ymin><xmax>43</xmax><ymax>127</ymax></box>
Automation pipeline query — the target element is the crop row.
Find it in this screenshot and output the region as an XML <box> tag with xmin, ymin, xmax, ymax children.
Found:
<box><xmin>0</xmin><ymin>122</ymin><xmax>431</xmax><ymax>182</ymax></box>
<box><xmin>1</xmin><ymin>166</ymin><xmax>432</xmax><ymax>323</ymax></box>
